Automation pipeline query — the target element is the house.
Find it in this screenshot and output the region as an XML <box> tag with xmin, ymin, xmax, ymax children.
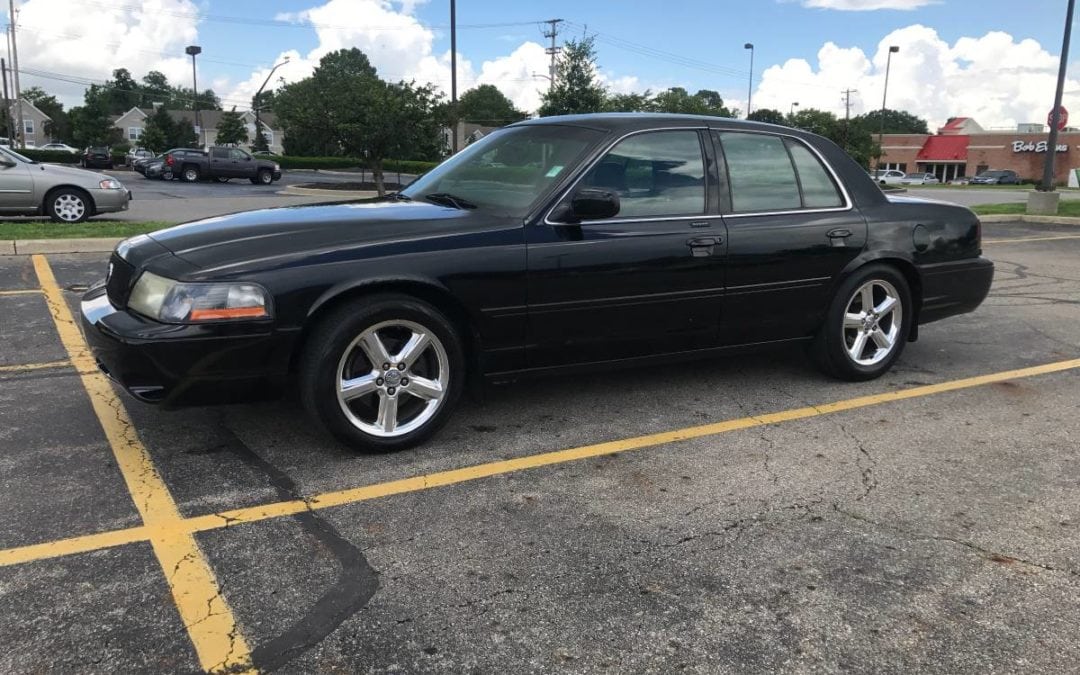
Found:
<box><xmin>4</xmin><ymin>98</ymin><xmax>53</xmax><ymax>147</ymax></box>
<box><xmin>111</xmin><ymin>107</ymin><xmax>285</xmax><ymax>154</ymax></box>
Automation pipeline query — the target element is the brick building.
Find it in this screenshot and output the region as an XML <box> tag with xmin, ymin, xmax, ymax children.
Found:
<box><xmin>879</xmin><ymin>117</ymin><xmax>1080</xmax><ymax>185</ymax></box>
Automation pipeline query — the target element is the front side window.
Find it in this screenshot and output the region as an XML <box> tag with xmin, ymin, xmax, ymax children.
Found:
<box><xmin>230</xmin><ymin>149</ymin><xmax>251</xmax><ymax>160</ymax></box>
<box><xmin>577</xmin><ymin>130</ymin><xmax>706</xmax><ymax>219</ymax></box>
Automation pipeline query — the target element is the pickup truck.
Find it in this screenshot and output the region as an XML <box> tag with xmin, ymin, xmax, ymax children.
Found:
<box><xmin>164</xmin><ymin>146</ymin><xmax>282</xmax><ymax>184</ymax></box>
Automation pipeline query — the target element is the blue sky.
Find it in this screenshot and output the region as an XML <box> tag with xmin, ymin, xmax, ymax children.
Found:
<box><xmin>8</xmin><ymin>0</ymin><xmax>1076</xmax><ymax>127</ymax></box>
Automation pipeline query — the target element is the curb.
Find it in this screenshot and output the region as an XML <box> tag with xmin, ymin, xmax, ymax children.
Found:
<box><xmin>278</xmin><ymin>186</ymin><xmax>379</xmax><ymax>198</ymax></box>
<box><xmin>979</xmin><ymin>214</ymin><xmax>1080</xmax><ymax>225</ymax></box>
<box><xmin>2</xmin><ymin>238</ymin><xmax>123</xmax><ymax>255</ymax></box>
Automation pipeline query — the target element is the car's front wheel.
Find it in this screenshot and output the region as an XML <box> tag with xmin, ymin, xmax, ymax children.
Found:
<box><xmin>810</xmin><ymin>264</ymin><xmax>911</xmax><ymax>381</ymax></box>
<box><xmin>46</xmin><ymin>188</ymin><xmax>92</xmax><ymax>223</ymax></box>
<box><xmin>299</xmin><ymin>294</ymin><xmax>465</xmax><ymax>452</ymax></box>
<box><xmin>182</xmin><ymin>166</ymin><xmax>200</xmax><ymax>182</ymax></box>
<box><xmin>257</xmin><ymin>169</ymin><xmax>273</xmax><ymax>185</ymax></box>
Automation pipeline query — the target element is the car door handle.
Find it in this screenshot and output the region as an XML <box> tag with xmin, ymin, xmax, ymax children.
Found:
<box><xmin>687</xmin><ymin>236</ymin><xmax>721</xmax><ymax>257</ymax></box>
<box><xmin>827</xmin><ymin>228</ymin><xmax>852</xmax><ymax>239</ymax></box>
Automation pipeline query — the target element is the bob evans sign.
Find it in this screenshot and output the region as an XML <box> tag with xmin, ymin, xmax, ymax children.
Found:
<box><xmin>1013</xmin><ymin>140</ymin><xmax>1069</xmax><ymax>153</ymax></box>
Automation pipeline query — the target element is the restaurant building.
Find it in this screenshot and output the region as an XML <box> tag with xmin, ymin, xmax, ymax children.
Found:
<box><xmin>879</xmin><ymin>117</ymin><xmax>1080</xmax><ymax>185</ymax></box>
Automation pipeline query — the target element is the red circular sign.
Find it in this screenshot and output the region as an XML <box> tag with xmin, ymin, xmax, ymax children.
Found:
<box><xmin>1049</xmin><ymin>106</ymin><xmax>1069</xmax><ymax>131</ymax></box>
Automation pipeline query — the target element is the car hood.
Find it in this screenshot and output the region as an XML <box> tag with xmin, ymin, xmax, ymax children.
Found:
<box><xmin>146</xmin><ymin>199</ymin><xmax>478</xmax><ymax>273</ymax></box>
<box><xmin>34</xmin><ymin>162</ymin><xmax>115</xmax><ymax>186</ymax></box>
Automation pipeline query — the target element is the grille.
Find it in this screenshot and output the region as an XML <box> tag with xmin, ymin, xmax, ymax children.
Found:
<box><xmin>105</xmin><ymin>254</ymin><xmax>136</xmax><ymax>309</ymax></box>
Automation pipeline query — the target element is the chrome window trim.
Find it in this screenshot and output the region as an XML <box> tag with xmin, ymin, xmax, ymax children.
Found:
<box><xmin>542</xmin><ymin>126</ymin><xmax>710</xmax><ymax>226</ymax></box>
<box><xmin>717</xmin><ymin>129</ymin><xmax>853</xmax><ymax>218</ymax></box>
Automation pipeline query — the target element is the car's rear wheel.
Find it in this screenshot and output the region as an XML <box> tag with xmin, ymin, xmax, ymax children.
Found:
<box><xmin>298</xmin><ymin>294</ymin><xmax>465</xmax><ymax>452</ymax></box>
<box><xmin>257</xmin><ymin>169</ymin><xmax>273</xmax><ymax>185</ymax></box>
<box><xmin>182</xmin><ymin>166</ymin><xmax>200</xmax><ymax>182</ymax></box>
<box><xmin>810</xmin><ymin>264</ymin><xmax>911</xmax><ymax>381</ymax></box>
<box><xmin>45</xmin><ymin>188</ymin><xmax>92</xmax><ymax>223</ymax></box>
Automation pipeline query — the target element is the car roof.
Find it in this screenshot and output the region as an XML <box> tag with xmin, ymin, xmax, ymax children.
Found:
<box><xmin>513</xmin><ymin>112</ymin><xmax>812</xmax><ymax>135</ymax></box>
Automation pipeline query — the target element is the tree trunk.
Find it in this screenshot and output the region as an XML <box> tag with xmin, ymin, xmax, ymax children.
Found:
<box><xmin>373</xmin><ymin>158</ymin><xmax>386</xmax><ymax>196</ymax></box>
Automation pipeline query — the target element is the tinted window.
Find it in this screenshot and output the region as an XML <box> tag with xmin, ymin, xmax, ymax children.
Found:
<box><xmin>720</xmin><ymin>132</ymin><xmax>801</xmax><ymax>212</ymax></box>
<box><xmin>578</xmin><ymin>130</ymin><xmax>705</xmax><ymax>218</ymax></box>
<box><xmin>786</xmin><ymin>141</ymin><xmax>843</xmax><ymax>208</ymax></box>
<box><xmin>230</xmin><ymin>149</ymin><xmax>251</xmax><ymax>160</ymax></box>
<box><xmin>211</xmin><ymin>148</ymin><xmax>229</xmax><ymax>159</ymax></box>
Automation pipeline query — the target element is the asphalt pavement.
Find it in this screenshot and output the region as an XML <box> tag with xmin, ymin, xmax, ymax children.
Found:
<box><xmin>0</xmin><ymin>221</ymin><xmax>1079</xmax><ymax>672</ymax></box>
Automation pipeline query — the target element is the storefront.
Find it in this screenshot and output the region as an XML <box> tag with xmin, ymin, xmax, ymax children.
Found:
<box><xmin>880</xmin><ymin>117</ymin><xmax>1080</xmax><ymax>185</ymax></box>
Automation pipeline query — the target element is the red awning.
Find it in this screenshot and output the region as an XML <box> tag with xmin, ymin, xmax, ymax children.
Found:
<box><xmin>916</xmin><ymin>136</ymin><xmax>969</xmax><ymax>161</ymax></box>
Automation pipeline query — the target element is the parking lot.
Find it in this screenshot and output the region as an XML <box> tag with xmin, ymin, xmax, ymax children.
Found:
<box><xmin>1</xmin><ymin>219</ymin><xmax>1079</xmax><ymax>673</ymax></box>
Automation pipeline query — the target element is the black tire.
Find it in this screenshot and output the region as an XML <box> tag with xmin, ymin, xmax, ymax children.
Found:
<box><xmin>162</xmin><ymin>171</ymin><xmax>174</xmax><ymax>181</ymax></box>
<box><xmin>181</xmin><ymin>166</ymin><xmax>200</xmax><ymax>182</ymax></box>
<box><xmin>257</xmin><ymin>169</ymin><xmax>273</xmax><ymax>185</ymax></box>
<box><xmin>45</xmin><ymin>187</ymin><xmax>93</xmax><ymax>224</ymax></box>
<box><xmin>298</xmin><ymin>294</ymin><xmax>466</xmax><ymax>452</ymax></box>
<box><xmin>809</xmin><ymin>264</ymin><xmax>911</xmax><ymax>381</ymax></box>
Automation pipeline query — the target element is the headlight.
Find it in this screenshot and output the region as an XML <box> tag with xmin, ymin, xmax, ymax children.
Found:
<box><xmin>273</xmin><ymin>162</ymin><xmax>280</xmax><ymax>171</ymax></box>
<box><xmin>99</xmin><ymin>178</ymin><xmax>123</xmax><ymax>189</ymax></box>
<box><xmin>127</xmin><ymin>271</ymin><xmax>272</xmax><ymax>323</ymax></box>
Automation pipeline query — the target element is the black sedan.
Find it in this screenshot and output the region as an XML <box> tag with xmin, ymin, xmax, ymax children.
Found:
<box><xmin>81</xmin><ymin>114</ymin><xmax>993</xmax><ymax>452</ymax></box>
<box><xmin>81</xmin><ymin>146</ymin><xmax>113</xmax><ymax>170</ymax></box>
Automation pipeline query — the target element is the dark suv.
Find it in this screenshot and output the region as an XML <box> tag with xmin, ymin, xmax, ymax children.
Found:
<box><xmin>971</xmin><ymin>169</ymin><xmax>1021</xmax><ymax>185</ymax></box>
<box><xmin>81</xmin><ymin>146</ymin><xmax>113</xmax><ymax>170</ymax></box>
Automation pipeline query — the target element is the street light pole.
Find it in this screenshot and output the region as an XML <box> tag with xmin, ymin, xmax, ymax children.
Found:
<box><xmin>185</xmin><ymin>45</ymin><xmax>202</xmax><ymax>147</ymax></box>
<box><xmin>744</xmin><ymin>43</ymin><xmax>754</xmax><ymax>118</ymax></box>
<box><xmin>1041</xmin><ymin>0</ymin><xmax>1075</xmax><ymax>192</ymax></box>
<box><xmin>878</xmin><ymin>45</ymin><xmax>899</xmax><ymax>169</ymax></box>
<box><xmin>253</xmin><ymin>58</ymin><xmax>289</xmax><ymax>152</ymax></box>
<box><xmin>450</xmin><ymin>0</ymin><xmax>458</xmax><ymax>154</ymax></box>
<box><xmin>790</xmin><ymin>101</ymin><xmax>799</xmax><ymax>118</ymax></box>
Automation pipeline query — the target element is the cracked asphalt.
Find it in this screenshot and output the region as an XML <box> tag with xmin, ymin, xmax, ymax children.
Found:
<box><xmin>0</xmin><ymin>219</ymin><xmax>1079</xmax><ymax>673</ymax></box>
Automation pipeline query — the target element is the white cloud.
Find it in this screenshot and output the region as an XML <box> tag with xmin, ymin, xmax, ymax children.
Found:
<box><xmin>799</xmin><ymin>0</ymin><xmax>938</xmax><ymax>10</ymax></box>
<box><xmin>753</xmin><ymin>25</ymin><xmax>1078</xmax><ymax>130</ymax></box>
<box><xmin>11</xmin><ymin>0</ymin><xmax>203</xmax><ymax>107</ymax></box>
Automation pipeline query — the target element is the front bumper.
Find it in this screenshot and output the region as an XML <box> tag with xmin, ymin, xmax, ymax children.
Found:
<box><xmin>80</xmin><ymin>285</ymin><xmax>297</xmax><ymax>406</ymax></box>
<box><xmin>272</xmin><ymin>170</ymin><xmax>282</xmax><ymax>181</ymax></box>
<box><xmin>918</xmin><ymin>256</ymin><xmax>994</xmax><ymax>325</ymax></box>
<box><xmin>90</xmin><ymin>188</ymin><xmax>131</xmax><ymax>214</ymax></box>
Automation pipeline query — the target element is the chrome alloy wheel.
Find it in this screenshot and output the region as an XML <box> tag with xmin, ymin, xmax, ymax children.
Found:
<box><xmin>53</xmin><ymin>193</ymin><xmax>86</xmax><ymax>222</ymax></box>
<box><xmin>335</xmin><ymin>320</ymin><xmax>449</xmax><ymax>438</ymax></box>
<box><xmin>842</xmin><ymin>279</ymin><xmax>903</xmax><ymax>367</ymax></box>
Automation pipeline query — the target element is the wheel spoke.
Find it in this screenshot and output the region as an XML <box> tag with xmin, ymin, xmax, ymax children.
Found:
<box><xmin>860</xmin><ymin>285</ymin><xmax>875</xmax><ymax>312</ymax></box>
<box><xmin>871</xmin><ymin>328</ymin><xmax>893</xmax><ymax>350</ymax></box>
<box><xmin>394</xmin><ymin>331</ymin><xmax>431</xmax><ymax>367</ymax></box>
<box><xmin>375</xmin><ymin>392</ymin><xmax>398</xmax><ymax>432</ymax></box>
<box><xmin>339</xmin><ymin>373</ymin><xmax>378</xmax><ymax>401</ymax></box>
<box><xmin>875</xmin><ymin>295</ymin><xmax>898</xmax><ymax>317</ymax></box>
<box><xmin>844</xmin><ymin>312</ymin><xmax>864</xmax><ymax>329</ymax></box>
<box><xmin>405</xmin><ymin>375</ymin><xmax>443</xmax><ymax>401</ymax></box>
<box><xmin>849</xmin><ymin>332</ymin><xmax>869</xmax><ymax>360</ymax></box>
<box><xmin>358</xmin><ymin>330</ymin><xmax>392</xmax><ymax>366</ymax></box>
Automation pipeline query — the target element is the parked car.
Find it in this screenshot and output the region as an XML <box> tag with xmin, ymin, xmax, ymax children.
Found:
<box><xmin>132</xmin><ymin>154</ymin><xmax>160</xmax><ymax>176</ymax></box>
<box><xmin>899</xmin><ymin>172</ymin><xmax>940</xmax><ymax>185</ymax></box>
<box><xmin>40</xmin><ymin>142</ymin><xmax>79</xmax><ymax>154</ymax></box>
<box><xmin>0</xmin><ymin>145</ymin><xmax>130</xmax><ymax>222</ymax></box>
<box><xmin>872</xmin><ymin>169</ymin><xmax>906</xmax><ymax>185</ymax></box>
<box><xmin>252</xmin><ymin>150</ymin><xmax>277</xmax><ymax>157</ymax></box>
<box><xmin>127</xmin><ymin>148</ymin><xmax>154</xmax><ymax>166</ymax></box>
<box><xmin>81</xmin><ymin>146</ymin><xmax>113</xmax><ymax>170</ymax></box>
<box><xmin>971</xmin><ymin>170</ymin><xmax>1021</xmax><ymax>185</ymax></box>
<box><xmin>163</xmin><ymin>146</ymin><xmax>281</xmax><ymax>184</ymax></box>
<box><xmin>143</xmin><ymin>158</ymin><xmax>174</xmax><ymax>180</ymax></box>
<box><xmin>81</xmin><ymin>114</ymin><xmax>993</xmax><ymax>452</ymax></box>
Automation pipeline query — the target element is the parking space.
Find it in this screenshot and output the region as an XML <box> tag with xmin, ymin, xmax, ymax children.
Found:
<box><xmin>1</xmin><ymin>220</ymin><xmax>1079</xmax><ymax>672</ymax></box>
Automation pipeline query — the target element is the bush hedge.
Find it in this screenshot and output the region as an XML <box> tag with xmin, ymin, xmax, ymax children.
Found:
<box><xmin>271</xmin><ymin>155</ymin><xmax>440</xmax><ymax>174</ymax></box>
<box><xmin>18</xmin><ymin>149</ymin><xmax>80</xmax><ymax>164</ymax></box>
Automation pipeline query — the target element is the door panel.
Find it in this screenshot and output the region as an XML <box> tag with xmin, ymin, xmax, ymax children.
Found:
<box><xmin>0</xmin><ymin>162</ymin><xmax>36</xmax><ymax>209</ymax></box>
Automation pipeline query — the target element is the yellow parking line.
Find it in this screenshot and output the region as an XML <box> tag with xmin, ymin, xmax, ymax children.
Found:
<box><xmin>984</xmin><ymin>234</ymin><xmax>1080</xmax><ymax>244</ymax></box>
<box><xmin>31</xmin><ymin>255</ymin><xmax>255</xmax><ymax>675</ymax></box>
<box><xmin>0</xmin><ymin>289</ymin><xmax>43</xmax><ymax>296</ymax></box>
<box><xmin>0</xmin><ymin>359</ymin><xmax>70</xmax><ymax>373</ymax></box>
<box><xmin>4</xmin><ymin>354</ymin><xmax>1077</xmax><ymax>573</ymax></box>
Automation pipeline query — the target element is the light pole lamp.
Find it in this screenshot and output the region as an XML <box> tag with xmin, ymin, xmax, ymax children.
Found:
<box><xmin>790</xmin><ymin>101</ymin><xmax>799</xmax><ymax>118</ymax></box>
<box><xmin>744</xmin><ymin>43</ymin><xmax>754</xmax><ymax>117</ymax></box>
<box><xmin>185</xmin><ymin>45</ymin><xmax>202</xmax><ymax>147</ymax></box>
<box><xmin>878</xmin><ymin>45</ymin><xmax>899</xmax><ymax>167</ymax></box>
<box><xmin>254</xmin><ymin>58</ymin><xmax>289</xmax><ymax>151</ymax></box>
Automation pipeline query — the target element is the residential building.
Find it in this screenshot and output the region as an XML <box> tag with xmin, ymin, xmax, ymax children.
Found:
<box><xmin>111</xmin><ymin>107</ymin><xmax>285</xmax><ymax>154</ymax></box>
<box><xmin>3</xmin><ymin>98</ymin><xmax>53</xmax><ymax>147</ymax></box>
<box><xmin>879</xmin><ymin>117</ymin><xmax>1080</xmax><ymax>184</ymax></box>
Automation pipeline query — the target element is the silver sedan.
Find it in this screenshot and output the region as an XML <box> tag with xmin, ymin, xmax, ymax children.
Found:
<box><xmin>0</xmin><ymin>146</ymin><xmax>131</xmax><ymax>223</ymax></box>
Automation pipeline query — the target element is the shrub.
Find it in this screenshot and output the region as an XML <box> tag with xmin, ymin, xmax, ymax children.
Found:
<box><xmin>271</xmin><ymin>155</ymin><xmax>440</xmax><ymax>174</ymax></box>
<box><xmin>19</xmin><ymin>149</ymin><xmax>80</xmax><ymax>164</ymax></box>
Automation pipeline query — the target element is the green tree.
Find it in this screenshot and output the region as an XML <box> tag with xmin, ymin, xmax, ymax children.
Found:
<box><xmin>143</xmin><ymin>107</ymin><xmax>177</xmax><ymax>149</ymax></box>
<box><xmin>456</xmin><ymin>84</ymin><xmax>526</xmax><ymax>126</ymax></box>
<box><xmin>788</xmin><ymin>108</ymin><xmax>879</xmax><ymax>167</ymax></box>
<box><xmin>252</xmin><ymin>125</ymin><xmax>270</xmax><ymax>152</ymax></box>
<box><xmin>215</xmin><ymin>109</ymin><xmax>249</xmax><ymax>146</ymax></box>
<box><xmin>855</xmin><ymin>108</ymin><xmax>929</xmax><ymax>135</ymax></box>
<box><xmin>21</xmin><ymin>86</ymin><xmax>70</xmax><ymax>141</ymax></box>
<box><xmin>747</xmin><ymin>108</ymin><xmax>787</xmax><ymax>125</ymax></box>
<box><xmin>252</xmin><ymin>89</ymin><xmax>275</xmax><ymax>115</ymax></box>
<box><xmin>651</xmin><ymin>87</ymin><xmax>733</xmax><ymax>117</ymax></box>
<box><xmin>276</xmin><ymin>77</ymin><xmax>338</xmax><ymax>156</ymax></box>
<box><xmin>68</xmin><ymin>103</ymin><xmax>121</xmax><ymax>148</ymax></box>
<box><xmin>604</xmin><ymin>91</ymin><xmax>653</xmax><ymax>112</ymax></box>
<box><xmin>139</xmin><ymin>122</ymin><xmax>167</xmax><ymax>152</ymax></box>
<box><xmin>171</xmin><ymin>118</ymin><xmax>198</xmax><ymax>148</ymax></box>
<box><xmin>538</xmin><ymin>37</ymin><xmax>606</xmax><ymax>117</ymax></box>
<box><xmin>140</xmin><ymin>71</ymin><xmax>173</xmax><ymax>107</ymax></box>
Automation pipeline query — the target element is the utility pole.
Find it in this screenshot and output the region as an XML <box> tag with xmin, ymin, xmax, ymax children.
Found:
<box><xmin>7</xmin><ymin>1</ymin><xmax>22</xmax><ymax>149</ymax></box>
<box><xmin>1</xmin><ymin>58</ymin><xmax>12</xmax><ymax>143</ymax></box>
<box><xmin>1041</xmin><ymin>0</ymin><xmax>1075</xmax><ymax>192</ymax></box>
<box><xmin>450</xmin><ymin>0</ymin><xmax>458</xmax><ymax>153</ymax></box>
<box><xmin>842</xmin><ymin>88</ymin><xmax>857</xmax><ymax>150</ymax></box>
<box><xmin>543</xmin><ymin>19</ymin><xmax>563</xmax><ymax>90</ymax></box>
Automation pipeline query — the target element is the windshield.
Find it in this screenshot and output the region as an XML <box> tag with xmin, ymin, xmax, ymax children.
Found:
<box><xmin>401</xmin><ymin>124</ymin><xmax>604</xmax><ymax>216</ymax></box>
<box><xmin>0</xmin><ymin>146</ymin><xmax>36</xmax><ymax>164</ymax></box>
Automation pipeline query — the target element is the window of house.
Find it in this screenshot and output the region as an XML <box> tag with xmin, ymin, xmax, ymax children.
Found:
<box><xmin>577</xmin><ymin>130</ymin><xmax>706</xmax><ymax>219</ymax></box>
<box><xmin>23</xmin><ymin>119</ymin><xmax>33</xmax><ymax>135</ymax></box>
<box><xmin>128</xmin><ymin>127</ymin><xmax>143</xmax><ymax>141</ymax></box>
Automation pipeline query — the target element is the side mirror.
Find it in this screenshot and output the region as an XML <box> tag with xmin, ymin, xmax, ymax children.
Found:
<box><xmin>569</xmin><ymin>188</ymin><xmax>620</xmax><ymax>221</ymax></box>
<box><xmin>0</xmin><ymin>158</ymin><xmax>15</xmax><ymax>168</ymax></box>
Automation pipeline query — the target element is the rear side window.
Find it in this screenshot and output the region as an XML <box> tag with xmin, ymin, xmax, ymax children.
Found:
<box><xmin>719</xmin><ymin>132</ymin><xmax>844</xmax><ymax>213</ymax></box>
